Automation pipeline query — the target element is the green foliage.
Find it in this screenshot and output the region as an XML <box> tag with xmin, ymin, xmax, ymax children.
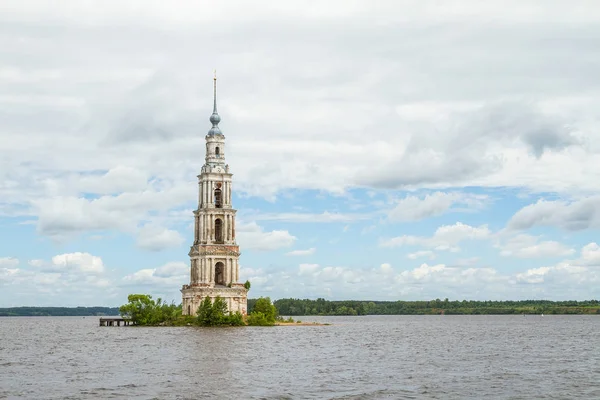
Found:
<box><xmin>0</xmin><ymin>306</ymin><xmax>119</xmax><ymax>317</ymax></box>
<box><xmin>276</xmin><ymin>316</ymin><xmax>295</xmax><ymax>323</ymax></box>
<box><xmin>270</xmin><ymin>298</ymin><xmax>600</xmax><ymax>316</ymax></box>
<box><xmin>119</xmin><ymin>294</ymin><xmax>181</xmax><ymax>326</ymax></box>
<box><xmin>244</xmin><ymin>280</ymin><xmax>251</xmax><ymax>290</ymax></box>
<box><xmin>227</xmin><ymin>311</ymin><xmax>246</xmax><ymax>326</ymax></box>
<box><xmin>247</xmin><ymin>312</ymin><xmax>272</xmax><ymax>326</ymax></box>
<box><xmin>247</xmin><ymin>297</ymin><xmax>277</xmax><ymax>326</ymax></box>
<box><xmin>196</xmin><ymin>296</ymin><xmax>245</xmax><ymax>327</ymax></box>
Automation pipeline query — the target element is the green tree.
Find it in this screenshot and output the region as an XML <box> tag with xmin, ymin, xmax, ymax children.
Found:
<box><xmin>197</xmin><ymin>296</ymin><xmax>245</xmax><ymax>327</ymax></box>
<box><xmin>119</xmin><ymin>294</ymin><xmax>181</xmax><ymax>325</ymax></box>
<box><xmin>247</xmin><ymin>297</ymin><xmax>277</xmax><ymax>326</ymax></box>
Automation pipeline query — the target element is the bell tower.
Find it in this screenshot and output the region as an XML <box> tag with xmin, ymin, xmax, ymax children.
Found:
<box><xmin>181</xmin><ymin>73</ymin><xmax>248</xmax><ymax>316</ymax></box>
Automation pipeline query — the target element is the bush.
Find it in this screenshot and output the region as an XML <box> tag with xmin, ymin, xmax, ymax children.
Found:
<box><xmin>119</xmin><ymin>294</ymin><xmax>181</xmax><ymax>326</ymax></box>
<box><xmin>247</xmin><ymin>297</ymin><xmax>277</xmax><ymax>326</ymax></box>
<box><xmin>197</xmin><ymin>296</ymin><xmax>245</xmax><ymax>327</ymax></box>
<box><xmin>247</xmin><ymin>312</ymin><xmax>272</xmax><ymax>326</ymax></box>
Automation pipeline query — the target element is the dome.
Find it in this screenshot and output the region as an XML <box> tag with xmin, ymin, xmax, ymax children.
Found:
<box><xmin>210</xmin><ymin>112</ymin><xmax>221</xmax><ymax>125</ymax></box>
<box><xmin>208</xmin><ymin>126</ymin><xmax>222</xmax><ymax>136</ymax></box>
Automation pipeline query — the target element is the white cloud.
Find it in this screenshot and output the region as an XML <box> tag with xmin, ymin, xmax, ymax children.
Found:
<box><xmin>240</xmin><ymin>259</ymin><xmax>600</xmax><ymax>301</ymax></box>
<box><xmin>286</xmin><ymin>248</ymin><xmax>316</xmax><ymax>256</ymax></box>
<box><xmin>0</xmin><ymin>257</ymin><xmax>19</xmax><ymax>268</ymax></box>
<box><xmin>31</xmin><ymin>183</ymin><xmax>193</xmax><ymax>240</ymax></box>
<box><xmin>236</xmin><ymin>221</ymin><xmax>296</xmax><ymax>251</ymax></box>
<box><xmin>154</xmin><ymin>261</ymin><xmax>188</xmax><ymax>278</ymax></box>
<box><xmin>387</xmin><ymin>192</ymin><xmax>487</xmax><ymax>222</ymax></box>
<box><xmin>0</xmin><ymin>1</ymin><xmax>599</xmax><ymax>220</ymax></box>
<box><xmin>407</xmin><ymin>250</ymin><xmax>436</xmax><ymax>260</ymax></box>
<box><xmin>75</xmin><ymin>166</ymin><xmax>149</xmax><ymax>195</ymax></box>
<box><xmin>380</xmin><ymin>263</ymin><xmax>394</xmax><ymax>274</ymax></box>
<box><xmin>380</xmin><ymin>222</ymin><xmax>491</xmax><ymax>251</ymax></box>
<box><xmin>51</xmin><ymin>252</ymin><xmax>105</xmax><ymax>274</ymax></box>
<box><xmin>0</xmin><ymin>252</ymin><xmax>119</xmax><ymax>305</ymax></box>
<box><xmin>507</xmin><ymin>196</ymin><xmax>600</xmax><ymax>231</ymax></box>
<box><xmin>579</xmin><ymin>243</ymin><xmax>600</xmax><ymax>266</ymax></box>
<box><xmin>298</xmin><ymin>263</ymin><xmax>320</xmax><ymax>276</ymax></box>
<box><xmin>123</xmin><ymin>261</ymin><xmax>188</xmax><ymax>287</ymax></box>
<box><xmin>28</xmin><ymin>259</ymin><xmax>44</xmax><ymax>267</ymax></box>
<box><xmin>136</xmin><ymin>224</ymin><xmax>184</xmax><ymax>251</ymax></box>
<box><xmin>2</xmin><ymin>0</ymin><xmax>600</xmax><ymax>304</ymax></box>
<box><xmin>515</xmin><ymin>263</ymin><xmax>592</xmax><ymax>285</ymax></box>
<box><xmin>496</xmin><ymin>234</ymin><xmax>575</xmax><ymax>258</ymax></box>
<box><xmin>248</xmin><ymin>211</ymin><xmax>369</xmax><ymax>223</ymax></box>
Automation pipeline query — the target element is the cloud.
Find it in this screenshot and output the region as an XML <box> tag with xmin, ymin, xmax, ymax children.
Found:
<box><xmin>30</xmin><ymin>180</ymin><xmax>193</xmax><ymax>242</ymax></box>
<box><xmin>1</xmin><ymin>1</ymin><xmax>600</xmax><ymax>214</ymax></box>
<box><xmin>123</xmin><ymin>261</ymin><xmax>188</xmax><ymax>287</ymax></box>
<box><xmin>407</xmin><ymin>250</ymin><xmax>436</xmax><ymax>260</ymax></box>
<box><xmin>51</xmin><ymin>252</ymin><xmax>105</xmax><ymax>274</ymax></box>
<box><xmin>0</xmin><ymin>257</ymin><xmax>19</xmax><ymax>268</ymax></box>
<box><xmin>515</xmin><ymin>263</ymin><xmax>591</xmax><ymax>285</ymax></box>
<box><xmin>241</xmin><ymin>259</ymin><xmax>600</xmax><ymax>301</ymax></box>
<box><xmin>28</xmin><ymin>259</ymin><xmax>44</xmax><ymax>267</ymax></box>
<box><xmin>496</xmin><ymin>234</ymin><xmax>575</xmax><ymax>258</ymax></box>
<box><xmin>2</xmin><ymin>0</ymin><xmax>600</xmax><ymax>305</ymax></box>
<box><xmin>507</xmin><ymin>196</ymin><xmax>600</xmax><ymax>231</ymax></box>
<box><xmin>286</xmin><ymin>248</ymin><xmax>316</xmax><ymax>256</ymax></box>
<box><xmin>75</xmin><ymin>166</ymin><xmax>149</xmax><ymax>195</ymax></box>
<box><xmin>0</xmin><ymin>252</ymin><xmax>118</xmax><ymax>305</ymax></box>
<box><xmin>579</xmin><ymin>243</ymin><xmax>600</xmax><ymax>266</ymax></box>
<box><xmin>387</xmin><ymin>192</ymin><xmax>487</xmax><ymax>222</ymax></box>
<box><xmin>249</xmin><ymin>211</ymin><xmax>369</xmax><ymax>223</ymax></box>
<box><xmin>298</xmin><ymin>263</ymin><xmax>320</xmax><ymax>276</ymax></box>
<box><xmin>136</xmin><ymin>224</ymin><xmax>184</xmax><ymax>251</ymax></box>
<box><xmin>236</xmin><ymin>221</ymin><xmax>296</xmax><ymax>251</ymax></box>
<box><xmin>380</xmin><ymin>222</ymin><xmax>491</xmax><ymax>251</ymax></box>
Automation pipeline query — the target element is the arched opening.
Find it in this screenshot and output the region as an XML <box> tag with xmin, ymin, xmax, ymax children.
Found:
<box><xmin>215</xmin><ymin>146</ymin><xmax>220</xmax><ymax>156</ymax></box>
<box><xmin>214</xmin><ymin>188</ymin><xmax>222</xmax><ymax>208</ymax></box>
<box><xmin>187</xmin><ymin>305</ymin><xmax>191</xmax><ymax>315</ymax></box>
<box><xmin>215</xmin><ymin>218</ymin><xmax>223</xmax><ymax>243</ymax></box>
<box><xmin>215</xmin><ymin>262</ymin><xmax>225</xmax><ymax>285</ymax></box>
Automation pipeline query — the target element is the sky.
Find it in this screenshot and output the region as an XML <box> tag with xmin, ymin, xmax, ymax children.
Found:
<box><xmin>1</xmin><ymin>0</ymin><xmax>600</xmax><ymax>307</ymax></box>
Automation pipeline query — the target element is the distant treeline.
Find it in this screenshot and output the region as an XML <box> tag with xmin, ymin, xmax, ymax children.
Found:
<box><xmin>267</xmin><ymin>298</ymin><xmax>600</xmax><ymax>316</ymax></box>
<box><xmin>0</xmin><ymin>307</ymin><xmax>120</xmax><ymax>317</ymax></box>
<box><xmin>5</xmin><ymin>298</ymin><xmax>600</xmax><ymax>317</ymax></box>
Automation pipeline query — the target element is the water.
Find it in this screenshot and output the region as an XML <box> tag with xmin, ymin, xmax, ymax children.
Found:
<box><xmin>1</xmin><ymin>315</ymin><xmax>599</xmax><ymax>399</ymax></box>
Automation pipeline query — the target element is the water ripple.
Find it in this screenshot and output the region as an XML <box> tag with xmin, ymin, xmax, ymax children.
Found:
<box><xmin>0</xmin><ymin>315</ymin><xmax>599</xmax><ymax>399</ymax></box>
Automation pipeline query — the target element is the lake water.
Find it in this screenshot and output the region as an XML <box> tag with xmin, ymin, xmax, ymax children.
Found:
<box><xmin>1</xmin><ymin>315</ymin><xmax>599</xmax><ymax>399</ymax></box>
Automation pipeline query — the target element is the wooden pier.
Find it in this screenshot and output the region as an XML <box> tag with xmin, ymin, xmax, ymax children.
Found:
<box><xmin>99</xmin><ymin>317</ymin><xmax>132</xmax><ymax>327</ymax></box>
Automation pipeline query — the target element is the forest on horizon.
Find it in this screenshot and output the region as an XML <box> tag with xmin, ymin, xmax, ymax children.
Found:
<box><xmin>2</xmin><ymin>298</ymin><xmax>599</xmax><ymax>316</ymax></box>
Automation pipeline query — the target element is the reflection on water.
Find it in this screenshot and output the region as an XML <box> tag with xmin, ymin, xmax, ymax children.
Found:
<box><xmin>1</xmin><ymin>315</ymin><xmax>599</xmax><ymax>399</ymax></box>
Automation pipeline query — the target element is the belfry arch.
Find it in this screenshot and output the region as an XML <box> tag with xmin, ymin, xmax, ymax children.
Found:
<box><xmin>214</xmin><ymin>188</ymin><xmax>222</xmax><ymax>208</ymax></box>
<box><xmin>215</xmin><ymin>218</ymin><xmax>223</xmax><ymax>243</ymax></box>
<box><xmin>215</xmin><ymin>262</ymin><xmax>225</xmax><ymax>285</ymax></box>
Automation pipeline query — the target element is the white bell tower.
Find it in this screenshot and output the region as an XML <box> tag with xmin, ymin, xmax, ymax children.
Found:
<box><xmin>181</xmin><ymin>73</ymin><xmax>248</xmax><ymax>316</ymax></box>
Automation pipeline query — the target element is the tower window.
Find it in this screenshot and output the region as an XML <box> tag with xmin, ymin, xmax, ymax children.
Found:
<box><xmin>215</xmin><ymin>218</ymin><xmax>223</xmax><ymax>243</ymax></box>
<box><xmin>214</xmin><ymin>188</ymin><xmax>222</xmax><ymax>208</ymax></box>
<box><xmin>215</xmin><ymin>262</ymin><xmax>225</xmax><ymax>285</ymax></box>
<box><xmin>215</xmin><ymin>146</ymin><xmax>220</xmax><ymax>156</ymax></box>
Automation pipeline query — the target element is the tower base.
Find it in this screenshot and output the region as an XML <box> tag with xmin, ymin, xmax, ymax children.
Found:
<box><xmin>181</xmin><ymin>284</ymin><xmax>248</xmax><ymax>316</ymax></box>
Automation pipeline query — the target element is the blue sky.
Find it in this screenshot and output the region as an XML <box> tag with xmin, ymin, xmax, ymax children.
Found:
<box><xmin>1</xmin><ymin>0</ymin><xmax>600</xmax><ymax>306</ymax></box>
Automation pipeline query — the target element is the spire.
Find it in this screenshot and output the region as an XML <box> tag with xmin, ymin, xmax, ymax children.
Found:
<box><xmin>208</xmin><ymin>70</ymin><xmax>222</xmax><ymax>136</ymax></box>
